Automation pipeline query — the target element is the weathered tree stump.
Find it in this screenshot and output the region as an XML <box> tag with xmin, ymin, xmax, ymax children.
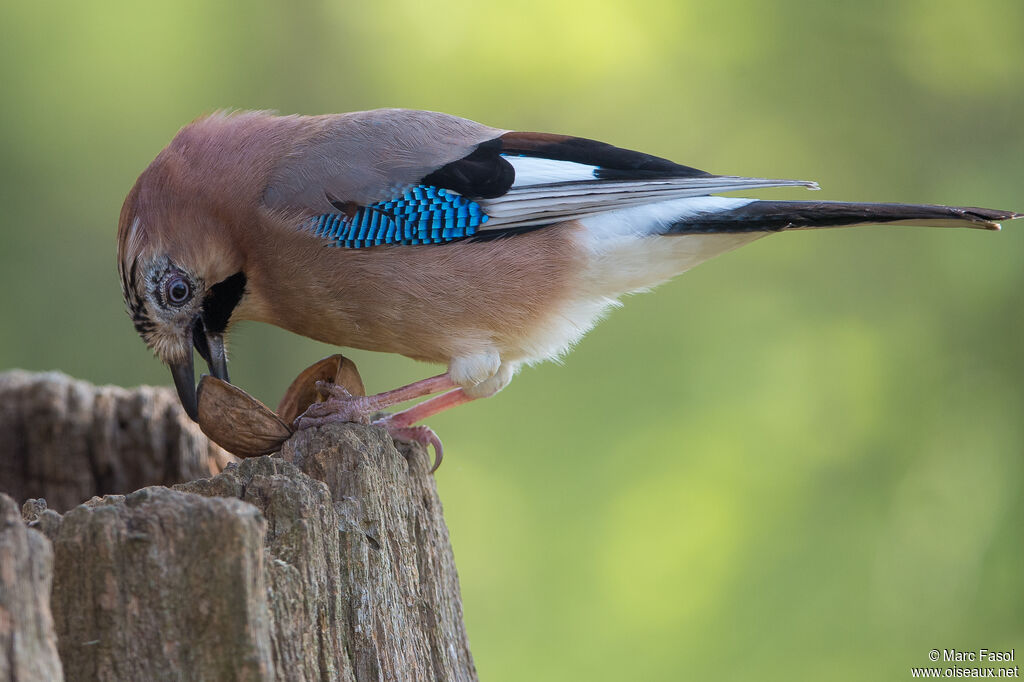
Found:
<box><xmin>0</xmin><ymin>495</ymin><xmax>62</xmax><ymax>681</ymax></box>
<box><xmin>0</xmin><ymin>370</ymin><xmax>234</xmax><ymax>511</ymax></box>
<box><xmin>1</xmin><ymin>373</ymin><xmax>476</xmax><ymax>682</ymax></box>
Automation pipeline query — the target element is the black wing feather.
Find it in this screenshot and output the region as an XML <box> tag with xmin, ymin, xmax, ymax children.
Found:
<box><xmin>498</xmin><ymin>131</ymin><xmax>711</xmax><ymax>179</ymax></box>
<box><xmin>420</xmin><ymin>131</ymin><xmax>712</xmax><ymax>201</ymax></box>
<box><xmin>421</xmin><ymin>139</ymin><xmax>515</xmax><ymax>199</ymax></box>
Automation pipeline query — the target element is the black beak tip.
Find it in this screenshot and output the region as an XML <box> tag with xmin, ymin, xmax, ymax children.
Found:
<box><xmin>170</xmin><ymin>357</ymin><xmax>200</xmax><ymax>423</ymax></box>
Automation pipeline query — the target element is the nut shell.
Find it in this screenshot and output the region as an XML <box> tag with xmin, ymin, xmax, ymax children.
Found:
<box><xmin>197</xmin><ymin>377</ymin><xmax>292</xmax><ymax>457</ymax></box>
<box><xmin>276</xmin><ymin>354</ymin><xmax>366</xmax><ymax>425</ymax></box>
<box><xmin>196</xmin><ymin>355</ymin><xmax>366</xmax><ymax>458</ymax></box>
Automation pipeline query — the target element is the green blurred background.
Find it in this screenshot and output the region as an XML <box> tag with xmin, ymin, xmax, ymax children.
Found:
<box><xmin>2</xmin><ymin>0</ymin><xmax>1022</xmax><ymax>679</ymax></box>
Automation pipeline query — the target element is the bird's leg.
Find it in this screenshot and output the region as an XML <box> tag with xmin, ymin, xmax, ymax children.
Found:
<box><xmin>378</xmin><ymin>388</ymin><xmax>475</xmax><ymax>428</ymax></box>
<box><xmin>373</xmin><ymin>389</ymin><xmax>476</xmax><ymax>472</ymax></box>
<box><xmin>293</xmin><ymin>367</ymin><xmax>499</xmax><ymax>472</ymax></box>
<box><xmin>292</xmin><ymin>373</ymin><xmax>455</xmax><ymax>430</ymax></box>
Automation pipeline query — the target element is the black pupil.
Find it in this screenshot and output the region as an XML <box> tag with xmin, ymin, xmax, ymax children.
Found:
<box><xmin>169</xmin><ymin>279</ymin><xmax>189</xmax><ymax>303</ymax></box>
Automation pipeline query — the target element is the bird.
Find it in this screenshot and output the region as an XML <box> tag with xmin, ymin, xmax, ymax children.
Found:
<box><xmin>117</xmin><ymin>108</ymin><xmax>1020</xmax><ymax>468</ymax></box>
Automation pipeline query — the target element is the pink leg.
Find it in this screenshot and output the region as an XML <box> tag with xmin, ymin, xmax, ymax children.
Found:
<box><xmin>382</xmin><ymin>388</ymin><xmax>474</xmax><ymax>428</ymax></box>
<box><xmin>293</xmin><ymin>373</ymin><xmax>455</xmax><ymax>430</ymax></box>
<box><xmin>373</xmin><ymin>389</ymin><xmax>476</xmax><ymax>473</ymax></box>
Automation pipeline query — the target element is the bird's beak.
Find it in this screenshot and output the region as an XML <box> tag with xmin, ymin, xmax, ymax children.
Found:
<box><xmin>169</xmin><ymin>316</ymin><xmax>230</xmax><ymax>422</ymax></box>
<box><xmin>170</xmin><ymin>352</ymin><xmax>199</xmax><ymax>421</ymax></box>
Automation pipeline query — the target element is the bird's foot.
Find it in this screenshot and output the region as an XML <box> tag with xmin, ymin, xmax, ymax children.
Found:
<box><xmin>292</xmin><ymin>381</ymin><xmax>375</xmax><ymax>429</ymax></box>
<box><xmin>292</xmin><ymin>381</ymin><xmax>445</xmax><ymax>471</ymax></box>
<box><xmin>372</xmin><ymin>416</ymin><xmax>444</xmax><ymax>473</ymax></box>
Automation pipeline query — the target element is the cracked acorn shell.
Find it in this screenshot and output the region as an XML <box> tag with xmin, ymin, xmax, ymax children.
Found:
<box><xmin>197</xmin><ymin>354</ymin><xmax>365</xmax><ymax>458</ymax></box>
<box><xmin>276</xmin><ymin>354</ymin><xmax>365</xmax><ymax>424</ymax></box>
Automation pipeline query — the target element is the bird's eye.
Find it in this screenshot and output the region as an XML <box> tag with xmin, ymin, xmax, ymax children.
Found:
<box><xmin>165</xmin><ymin>276</ymin><xmax>192</xmax><ymax>306</ymax></box>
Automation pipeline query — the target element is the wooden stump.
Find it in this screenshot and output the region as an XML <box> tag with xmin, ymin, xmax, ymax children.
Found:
<box><xmin>0</xmin><ymin>370</ymin><xmax>233</xmax><ymax>512</ymax></box>
<box><xmin>1</xmin><ymin>372</ymin><xmax>476</xmax><ymax>681</ymax></box>
<box><xmin>0</xmin><ymin>494</ymin><xmax>62</xmax><ymax>682</ymax></box>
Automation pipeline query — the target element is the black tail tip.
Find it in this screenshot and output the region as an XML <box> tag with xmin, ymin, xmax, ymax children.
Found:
<box><xmin>968</xmin><ymin>208</ymin><xmax>1022</xmax><ymax>231</ymax></box>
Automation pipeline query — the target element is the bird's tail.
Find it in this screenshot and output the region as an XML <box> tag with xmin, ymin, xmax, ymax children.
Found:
<box><xmin>666</xmin><ymin>200</ymin><xmax>1021</xmax><ymax>234</ymax></box>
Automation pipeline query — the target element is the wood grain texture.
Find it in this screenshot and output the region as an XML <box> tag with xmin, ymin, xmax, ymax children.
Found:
<box><xmin>14</xmin><ymin>421</ymin><xmax>475</xmax><ymax>681</ymax></box>
<box><xmin>0</xmin><ymin>494</ymin><xmax>63</xmax><ymax>682</ymax></box>
<box><xmin>37</xmin><ymin>488</ymin><xmax>273</xmax><ymax>682</ymax></box>
<box><xmin>0</xmin><ymin>370</ymin><xmax>233</xmax><ymax>512</ymax></box>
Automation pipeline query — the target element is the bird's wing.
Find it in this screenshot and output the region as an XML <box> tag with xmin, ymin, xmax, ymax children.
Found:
<box><xmin>262</xmin><ymin>108</ymin><xmax>506</xmax><ymax>212</ymax></box>
<box><xmin>263</xmin><ymin>110</ymin><xmax>817</xmax><ymax>248</ymax></box>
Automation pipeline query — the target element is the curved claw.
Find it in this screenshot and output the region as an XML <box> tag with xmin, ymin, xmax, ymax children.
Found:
<box><xmin>375</xmin><ymin>421</ymin><xmax>444</xmax><ymax>473</ymax></box>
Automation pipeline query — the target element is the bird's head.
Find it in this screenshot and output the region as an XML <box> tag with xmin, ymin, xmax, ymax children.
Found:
<box><xmin>117</xmin><ymin>141</ymin><xmax>251</xmax><ymax>422</ymax></box>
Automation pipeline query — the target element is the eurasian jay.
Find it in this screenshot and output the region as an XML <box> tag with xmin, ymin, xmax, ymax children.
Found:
<box><xmin>116</xmin><ymin>109</ymin><xmax>1020</xmax><ymax>461</ymax></box>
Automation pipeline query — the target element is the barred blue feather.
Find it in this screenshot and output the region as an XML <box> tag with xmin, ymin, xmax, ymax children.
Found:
<box><xmin>308</xmin><ymin>185</ymin><xmax>490</xmax><ymax>248</ymax></box>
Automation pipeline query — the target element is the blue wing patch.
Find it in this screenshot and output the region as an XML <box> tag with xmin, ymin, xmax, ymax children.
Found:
<box><xmin>308</xmin><ymin>185</ymin><xmax>490</xmax><ymax>248</ymax></box>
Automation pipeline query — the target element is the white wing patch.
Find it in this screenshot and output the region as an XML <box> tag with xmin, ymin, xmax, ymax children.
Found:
<box><xmin>504</xmin><ymin>155</ymin><xmax>598</xmax><ymax>187</ymax></box>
